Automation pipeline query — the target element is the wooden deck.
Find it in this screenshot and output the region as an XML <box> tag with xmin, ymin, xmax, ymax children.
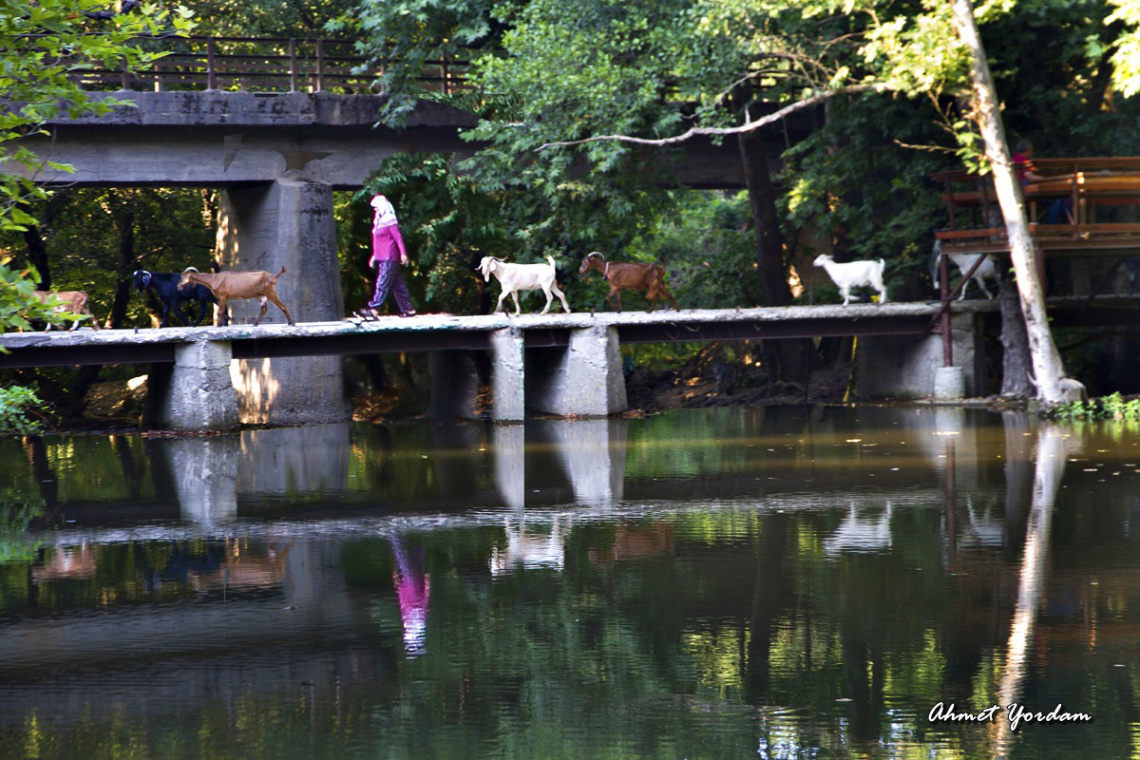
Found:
<box><xmin>934</xmin><ymin>157</ymin><xmax>1140</xmax><ymax>256</ymax></box>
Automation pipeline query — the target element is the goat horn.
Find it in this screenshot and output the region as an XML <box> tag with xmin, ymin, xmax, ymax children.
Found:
<box><xmin>182</xmin><ymin>266</ymin><xmax>199</xmax><ymax>273</ymax></box>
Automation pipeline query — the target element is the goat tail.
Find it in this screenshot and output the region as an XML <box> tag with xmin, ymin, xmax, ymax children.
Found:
<box><xmin>545</xmin><ymin>255</ymin><xmax>557</xmax><ymax>268</ymax></box>
<box><xmin>276</xmin><ymin>266</ymin><xmax>288</xmax><ymax>278</ymax></box>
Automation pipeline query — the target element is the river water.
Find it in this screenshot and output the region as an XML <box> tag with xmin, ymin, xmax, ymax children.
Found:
<box><xmin>0</xmin><ymin>406</ymin><xmax>1136</xmax><ymax>759</ymax></box>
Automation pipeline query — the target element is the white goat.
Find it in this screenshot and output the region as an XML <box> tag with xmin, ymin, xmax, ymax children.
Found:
<box><xmin>813</xmin><ymin>254</ymin><xmax>888</xmax><ymax>305</ymax></box>
<box><xmin>931</xmin><ymin>241</ymin><xmax>999</xmax><ymax>300</ymax></box>
<box><xmin>477</xmin><ymin>255</ymin><xmax>571</xmax><ymax>315</ymax></box>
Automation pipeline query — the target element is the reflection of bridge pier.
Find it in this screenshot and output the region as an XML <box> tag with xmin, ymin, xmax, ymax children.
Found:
<box><xmin>166</xmin><ymin>437</ymin><xmax>239</xmax><ymax>526</ymax></box>
<box><xmin>491</xmin><ymin>418</ymin><xmax>628</xmax><ymax>510</ymax></box>
<box><xmin>165</xmin><ymin>423</ymin><xmax>351</xmax><ymax>524</ymax></box>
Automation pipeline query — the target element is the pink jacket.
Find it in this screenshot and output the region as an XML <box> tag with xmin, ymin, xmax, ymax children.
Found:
<box><xmin>370</xmin><ymin>222</ymin><xmax>407</xmax><ymax>265</ymax></box>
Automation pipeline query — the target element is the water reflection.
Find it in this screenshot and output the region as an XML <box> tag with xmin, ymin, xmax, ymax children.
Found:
<box><xmin>166</xmin><ymin>436</ymin><xmax>239</xmax><ymax>525</ymax></box>
<box><xmin>3</xmin><ymin>408</ymin><xmax>1140</xmax><ymax>759</ymax></box>
<box><xmin>489</xmin><ymin>513</ymin><xmax>572</xmax><ymax>576</ymax></box>
<box><xmin>991</xmin><ymin>425</ymin><xmax>1073</xmax><ymax>759</ymax></box>
<box><xmin>823</xmin><ymin>502</ymin><xmax>893</xmax><ymax>555</ymax></box>
<box><xmin>390</xmin><ymin>532</ymin><xmax>431</xmax><ymax>657</ymax></box>
<box><xmin>491</xmin><ymin>419</ymin><xmax>628</xmax><ymax>510</ymax></box>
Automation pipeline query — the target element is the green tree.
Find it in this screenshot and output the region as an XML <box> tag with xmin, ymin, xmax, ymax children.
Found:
<box><xmin>0</xmin><ymin>0</ymin><xmax>193</xmax><ymax>232</ymax></box>
<box><xmin>0</xmin><ymin>0</ymin><xmax>193</xmax><ymax>343</ymax></box>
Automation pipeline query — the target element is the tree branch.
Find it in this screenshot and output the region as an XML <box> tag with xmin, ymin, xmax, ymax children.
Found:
<box><xmin>538</xmin><ymin>84</ymin><xmax>891</xmax><ymax>150</ymax></box>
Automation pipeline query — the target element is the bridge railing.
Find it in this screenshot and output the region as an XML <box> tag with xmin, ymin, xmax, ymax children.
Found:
<box><xmin>67</xmin><ymin>36</ymin><xmax>468</xmax><ymax>95</ymax></box>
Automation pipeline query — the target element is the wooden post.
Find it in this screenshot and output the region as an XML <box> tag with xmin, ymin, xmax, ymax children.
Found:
<box><xmin>940</xmin><ymin>247</ymin><xmax>953</xmax><ymax>367</ymax></box>
<box><xmin>316</xmin><ymin>39</ymin><xmax>325</xmax><ymax>92</ymax></box>
<box><xmin>207</xmin><ymin>37</ymin><xmax>218</xmax><ymax>90</ymax></box>
<box><xmin>289</xmin><ymin>39</ymin><xmax>298</xmax><ymax>92</ymax></box>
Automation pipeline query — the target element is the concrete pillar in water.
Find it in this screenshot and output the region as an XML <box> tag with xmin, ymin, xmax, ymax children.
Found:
<box><xmin>527</xmin><ymin>325</ymin><xmax>627</xmax><ymax>416</ymax></box>
<box><xmin>161</xmin><ymin>339</ymin><xmax>241</xmax><ymax>431</ymax></box>
<box><xmin>490</xmin><ymin>327</ymin><xmax>526</xmax><ymax>421</ymax></box>
<box><xmin>216</xmin><ymin>176</ymin><xmax>350</xmax><ymax>425</ymax></box>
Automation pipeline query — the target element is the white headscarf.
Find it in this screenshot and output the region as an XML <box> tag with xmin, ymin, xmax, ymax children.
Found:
<box><xmin>370</xmin><ymin>194</ymin><xmax>398</xmax><ymax>228</ymax></box>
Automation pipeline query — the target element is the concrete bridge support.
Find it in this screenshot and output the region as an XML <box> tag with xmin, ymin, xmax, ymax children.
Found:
<box><xmin>526</xmin><ymin>325</ymin><xmax>628</xmax><ymax>417</ymax></box>
<box><xmin>215</xmin><ymin>176</ymin><xmax>350</xmax><ymax>425</ymax></box>
<box><xmin>858</xmin><ymin>312</ymin><xmax>987</xmax><ymax>399</ymax></box>
<box><xmin>490</xmin><ymin>328</ymin><xmax>526</xmax><ymax>421</ymax></box>
<box><xmin>160</xmin><ymin>340</ymin><xmax>241</xmax><ymax>431</ymax></box>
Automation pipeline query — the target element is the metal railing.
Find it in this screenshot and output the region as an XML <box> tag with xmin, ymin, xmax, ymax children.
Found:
<box><xmin>66</xmin><ymin>36</ymin><xmax>468</xmax><ymax>95</ymax></box>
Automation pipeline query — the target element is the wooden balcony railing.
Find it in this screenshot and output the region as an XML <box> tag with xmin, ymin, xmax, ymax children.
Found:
<box><xmin>65</xmin><ymin>36</ymin><xmax>468</xmax><ymax>95</ymax></box>
<box><xmin>934</xmin><ymin>157</ymin><xmax>1140</xmax><ymax>256</ymax></box>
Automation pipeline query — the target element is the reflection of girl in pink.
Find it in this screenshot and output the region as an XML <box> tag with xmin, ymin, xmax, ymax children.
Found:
<box><xmin>391</xmin><ymin>534</ymin><xmax>430</xmax><ymax>657</ymax></box>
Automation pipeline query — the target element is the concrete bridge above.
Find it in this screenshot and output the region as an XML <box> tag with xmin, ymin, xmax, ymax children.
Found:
<box><xmin>20</xmin><ymin>90</ymin><xmax>794</xmax><ymax>190</ymax></box>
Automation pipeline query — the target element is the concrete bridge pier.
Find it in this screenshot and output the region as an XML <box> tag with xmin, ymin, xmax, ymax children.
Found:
<box><xmin>216</xmin><ymin>176</ymin><xmax>350</xmax><ymax>425</ymax></box>
<box><xmin>526</xmin><ymin>325</ymin><xmax>627</xmax><ymax>416</ymax></box>
<box><xmin>159</xmin><ymin>339</ymin><xmax>241</xmax><ymax>431</ymax></box>
<box><xmin>490</xmin><ymin>328</ymin><xmax>526</xmax><ymax>421</ymax></box>
<box><xmin>858</xmin><ymin>311</ymin><xmax>986</xmax><ymax>399</ymax></box>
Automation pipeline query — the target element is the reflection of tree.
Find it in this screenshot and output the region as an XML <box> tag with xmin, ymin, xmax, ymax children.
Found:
<box><xmin>991</xmin><ymin>425</ymin><xmax>1068</xmax><ymax>759</ymax></box>
<box><xmin>0</xmin><ymin>496</ymin><xmax>44</xmax><ymax>565</ymax></box>
<box><xmin>743</xmin><ymin>511</ymin><xmax>790</xmax><ymax>705</ymax></box>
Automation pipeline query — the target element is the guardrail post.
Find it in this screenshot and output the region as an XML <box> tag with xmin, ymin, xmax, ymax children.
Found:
<box><xmin>316</xmin><ymin>39</ymin><xmax>325</xmax><ymax>92</ymax></box>
<box><xmin>120</xmin><ymin>57</ymin><xmax>131</xmax><ymax>90</ymax></box>
<box><xmin>206</xmin><ymin>37</ymin><xmax>217</xmax><ymax>90</ymax></box>
<box><xmin>289</xmin><ymin>39</ymin><xmax>298</xmax><ymax>92</ymax></box>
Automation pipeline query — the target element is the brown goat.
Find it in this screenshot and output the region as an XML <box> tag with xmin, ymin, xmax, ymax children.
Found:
<box><xmin>578</xmin><ymin>252</ymin><xmax>679</xmax><ymax>313</ymax></box>
<box><xmin>32</xmin><ymin>290</ymin><xmax>100</xmax><ymax>331</ymax></box>
<box><xmin>178</xmin><ymin>267</ymin><xmax>295</xmax><ymax>326</ymax></box>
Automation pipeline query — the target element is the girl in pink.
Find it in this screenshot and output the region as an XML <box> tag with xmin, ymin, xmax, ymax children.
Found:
<box><xmin>359</xmin><ymin>194</ymin><xmax>417</xmax><ymax>318</ymax></box>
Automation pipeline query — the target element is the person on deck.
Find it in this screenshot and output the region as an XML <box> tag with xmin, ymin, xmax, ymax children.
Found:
<box><xmin>1012</xmin><ymin>140</ymin><xmax>1073</xmax><ymax>225</ymax></box>
<box><xmin>357</xmin><ymin>194</ymin><xmax>417</xmax><ymax>319</ymax></box>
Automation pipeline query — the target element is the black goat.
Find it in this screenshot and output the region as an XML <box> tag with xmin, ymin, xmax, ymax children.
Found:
<box><xmin>132</xmin><ymin>269</ymin><xmax>218</xmax><ymax>327</ymax></box>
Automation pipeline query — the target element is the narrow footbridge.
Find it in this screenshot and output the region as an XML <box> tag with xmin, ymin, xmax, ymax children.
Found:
<box><xmin>0</xmin><ymin>304</ymin><xmax>956</xmax><ymax>428</ymax></box>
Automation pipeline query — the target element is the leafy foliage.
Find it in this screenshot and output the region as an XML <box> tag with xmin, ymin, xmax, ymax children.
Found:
<box><xmin>0</xmin><ymin>260</ymin><xmax>74</xmax><ymax>334</ymax></box>
<box><xmin>185</xmin><ymin>0</ymin><xmax>354</xmax><ymax>37</ymax></box>
<box><xmin>0</xmin><ymin>0</ymin><xmax>194</xmax><ymax>232</ymax></box>
<box><xmin>327</xmin><ymin>0</ymin><xmax>507</xmax><ymax>123</ymax></box>
<box><xmin>0</xmin><ymin>386</ymin><xmax>47</xmax><ymax>435</ymax></box>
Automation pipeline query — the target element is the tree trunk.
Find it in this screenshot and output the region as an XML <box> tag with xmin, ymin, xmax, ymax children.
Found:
<box><xmin>738</xmin><ymin>130</ymin><xmax>791</xmax><ymax>307</ymax></box>
<box><xmin>22</xmin><ymin>223</ymin><xmax>51</xmax><ymax>291</ymax></box>
<box><xmin>950</xmin><ymin>0</ymin><xmax>1084</xmax><ymax>407</ymax></box>
<box><xmin>107</xmin><ymin>206</ymin><xmax>138</xmax><ymax>329</ymax></box>
<box><xmin>738</xmin><ymin>130</ymin><xmax>813</xmax><ymax>383</ymax></box>
<box><xmin>998</xmin><ymin>278</ymin><xmax>1033</xmax><ymax>398</ymax></box>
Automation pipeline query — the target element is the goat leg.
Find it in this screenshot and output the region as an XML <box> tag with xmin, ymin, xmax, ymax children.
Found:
<box><xmin>552</xmin><ymin>282</ymin><xmax>570</xmax><ymax>313</ymax></box>
<box><xmin>217</xmin><ymin>297</ymin><xmax>229</xmax><ymax>327</ymax></box>
<box><xmin>253</xmin><ymin>297</ymin><xmax>269</xmax><ymax>327</ymax></box>
<box><xmin>265</xmin><ymin>289</ymin><xmax>294</xmax><ymax>326</ymax></box>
